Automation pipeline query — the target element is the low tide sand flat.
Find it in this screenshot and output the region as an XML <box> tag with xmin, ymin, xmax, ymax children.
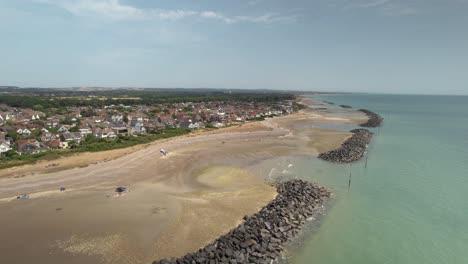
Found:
<box><xmin>153</xmin><ymin>180</ymin><xmax>331</xmax><ymax>264</ymax></box>
<box><xmin>0</xmin><ymin>103</ymin><xmax>369</xmax><ymax>264</ymax></box>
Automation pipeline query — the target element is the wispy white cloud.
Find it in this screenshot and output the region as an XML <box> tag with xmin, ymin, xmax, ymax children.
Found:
<box><xmin>37</xmin><ymin>0</ymin><xmax>296</xmax><ymax>23</ymax></box>
<box><xmin>38</xmin><ymin>0</ymin><xmax>144</xmax><ymax>20</ymax></box>
<box><xmin>199</xmin><ymin>11</ymin><xmax>297</xmax><ymax>24</ymax></box>
<box><xmin>347</xmin><ymin>0</ymin><xmax>420</xmax><ymax>16</ymax></box>
<box><xmin>156</xmin><ymin>10</ymin><xmax>198</xmax><ymax>21</ymax></box>
<box><xmin>354</xmin><ymin>0</ymin><xmax>391</xmax><ymax>8</ymax></box>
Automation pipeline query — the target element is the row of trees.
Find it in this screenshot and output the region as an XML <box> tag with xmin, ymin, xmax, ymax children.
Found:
<box><xmin>0</xmin><ymin>91</ymin><xmax>295</xmax><ymax>111</ymax></box>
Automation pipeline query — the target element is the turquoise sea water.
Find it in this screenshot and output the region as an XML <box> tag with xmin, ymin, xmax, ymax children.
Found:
<box><xmin>291</xmin><ymin>94</ymin><xmax>468</xmax><ymax>264</ymax></box>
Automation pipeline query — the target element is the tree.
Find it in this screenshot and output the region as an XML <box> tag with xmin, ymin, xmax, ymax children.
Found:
<box><xmin>69</xmin><ymin>126</ymin><xmax>80</xmax><ymax>132</ymax></box>
<box><xmin>69</xmin><ymin>140</ymin><xmax>79</xmax><ymax>149</ymax></box>
<box><xmin>5</xmin><ymin>149</ymin><xmax>18</xmax><ymax>158</ymax></box>
<box><xmin>7</xmin><ymin>130</ymin><xmax>18</xmax><ymax>140</ymax></box>
<box><xmin>81</xmin><ymin>108</ymin><xmax>95</xmax><ymax>117</ymax></box>
<box><xmin>33</xmin><ymin>104</ymin><xmax>44</xmax><ymax>111</ymax></box>
<box><xmin>32</xmin><ymin>129</ymin><xmax>42</xmax><ymax>139</ymax></box>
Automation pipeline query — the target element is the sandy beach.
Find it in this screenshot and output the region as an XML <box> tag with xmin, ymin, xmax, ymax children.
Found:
<box><xmin>0</xmin><ymin>105</ymin><xmax>367</xmax><ymax>264</ymax></box>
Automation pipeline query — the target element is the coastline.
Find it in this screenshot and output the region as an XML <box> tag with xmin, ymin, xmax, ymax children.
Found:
<box><xmin>0</xmin><ymin>99</ymin><xmax>371</xmax><ymax>264</ymax></box>
<box><xmin>153</xmin><ymin>180</ymin><xmax>331</xmax><ymax>264</ymax></box>
<box><xmin>0</xmin><ymin>121</ymin><xmax>271</xmax><ymax>179</ymax></box>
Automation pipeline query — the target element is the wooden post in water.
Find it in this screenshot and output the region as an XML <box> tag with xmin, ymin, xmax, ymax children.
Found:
<box><xmin>365</xmin><ymin>153</ymin><xmax>368</xmax><ymax>169</ymax></box>
<box><xmin>348</xmin><ymin>172</ymin><xmax>352</xmax><ymax>191</ymax></box>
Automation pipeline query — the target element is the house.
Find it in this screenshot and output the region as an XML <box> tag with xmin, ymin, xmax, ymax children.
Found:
<box><xmin>57</xmin><ymin>125</ymin><xmax>70</xmax><ymax>133</ymax></box>
<box><xmin>60</xmin><ymin>132</ymin><xmax>82</xmax><ymax>143</ymax></box>
<box><xmin>44</xmin><ymin>139</ymin><xmax>61</xmax><ymax>149</ymax></box>
<box><xmin>145</xmin><ymin>120</ymin><xmax>165</xmax><ymax>133</ymax></box>
<box><xmin>60</xmin><ymin>141</ymin><xmax>69</xmax><ymax>149</ymax></box>
<box><xmin>16</xmin><ymin>127</ymin><xmax>32</xmax><ymax>136</ymax></box>
<box><xmin>130</xmin><ymin>121</ymin><xmax>146</xmax><ymax>135</ymax></box>
<box><xmin>109</xmin><ymin>114</ymin><xmax>123</xmax><ymax>122</ymax></box>
<box><xmin>17</xmin><ymin>139</ymin><xmax>48</xmax><ymax>154</ymax></box>
<box><xmin>93</xmin><ymin>116</ymin><xmax>102</xmax><ymax>123</ymax></box>
<box><xmin>209</xmin><ymin>121</ymin><xmax>225</xmax><ymax>128</ymax></box>
<box><xmin>45</xmin><ymin>120</ymin><xmax>59</xmax><ymax>128</ymax></box>
<box><xmin>79</xmin><ymin>128</ymin><xmax>92</xmax><ymax>137</ymax></box>
<box><xmin>69</xmin><ymin>111</ymin><xmax>82</xmax><ymax>119</ymax></box>
<box><xmin>0</xmin><ymin>142</ymin><xmax>11</xmax><ymax>156</ymax></box>
<box><xmin>179</xmin><ymin>121</ymin><xmax>200</xmax><ymax>130</ymax></box>
<box><xmin>0</xmin><ymin>113</ymin><xmax>11</xmax><ymax>122</ymax></box>
<box><xmin>128</xmin><ymin>115</ymin><xmax>143</xmax><ymax>122</ymax></box>
<box><xmin>111</xmin><ymin>122</ymin><xmax>128</xmax><ymax>135</ymax></box>
<box><xmin>40</xmin><ymin>132</ymin><xmax>58</xmax><ymax>142</ymax></box>
<box><xmin>95</xmin><ymin>128</ymin><xmax>117</xmax><ymax>139</ymax></box>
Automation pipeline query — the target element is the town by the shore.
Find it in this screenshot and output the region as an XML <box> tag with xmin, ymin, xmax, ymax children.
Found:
<box><xmin>0</xmin><ymin>97</ymin><xmax>369</xmax><ymax>264</ymax></box>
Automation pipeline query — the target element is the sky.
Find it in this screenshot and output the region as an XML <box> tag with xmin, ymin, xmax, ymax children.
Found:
<box><xmin>0</xmin><ymin>0</ymin><xmax>467</xmax><ymax>95</ymax></box>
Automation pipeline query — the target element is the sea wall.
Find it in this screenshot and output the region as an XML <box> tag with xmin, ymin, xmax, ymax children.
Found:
<box><xmin>318</xmin><ymin>129</ymin><xmax>372</xmax><ymax>163</ymax></box>
<box><xmin>358</xmin><ymin>109</ymin><xmax>384</xmax><ymax>127</ymax></box>
<box><xmin>153</xmin><ymin>180</ymin><xmax>330</xmax><ymax>264</ymax></box>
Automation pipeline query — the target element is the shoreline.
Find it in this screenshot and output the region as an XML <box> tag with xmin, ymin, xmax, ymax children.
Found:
<box><xmin>153</xmin><ymin>180</ymin><xmax>331</xmax><ymax>264</ymax></box>
<box><xmin>318</xmin><ymin>129</ymin><xmax>373</xmax><ymax>163</ymax></box>
<box><xmin>0</xmin><ymin>98</ymin><xmax>372</xmax><ymax>264</ymax></box>
<box><xmin>358</xmin><ymin>109</ymin><xmax>384</xmax><ymax>127</ymax></box>
<box><xmin>0</xmin><ymin>120</ymin><xmax>273</xmax><ymax>179</ymax></box>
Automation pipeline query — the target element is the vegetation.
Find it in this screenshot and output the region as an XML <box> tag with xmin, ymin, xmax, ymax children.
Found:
<box><xmin>76</xmin><ymin>128</ymin><xmax>190</xmax><ymax>152</ymax></box>
<box><xmin>0</xmin><ymin>89</ymin><xmax>295</xmax><ymax>111</ymax></box>
<box><xmin>0</xmin><ymin>88</ymin><xmax>297</xmax><ymax>170</ymax></box>
<box><xmin>0</xmin><ymin>128</ymin><xmax>191</xmax><ymax>170</ymax></box>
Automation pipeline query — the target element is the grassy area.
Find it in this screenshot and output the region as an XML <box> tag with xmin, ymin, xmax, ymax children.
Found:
<box><xmin>0</xmin><ymin>128</ymin><xmax>191</xmax><ymax>171</ymax></box>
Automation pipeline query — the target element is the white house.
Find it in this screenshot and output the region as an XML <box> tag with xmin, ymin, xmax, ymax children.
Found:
<box><xmin>95</xmin><ymin>128</ymin><xmax>117</xmax><ymax>139</ymax></box>
<box><xmin>79</xmin><ymin>128</ymin><xmax>92</xmax><ymax>137</ymax></box>
<box><xmin>17</xmin><ymin>127</ymin><xmax>32</xmax><ymax>136</ymax></box>
<box><xmin>0</xmin><ymin>142</ymin><xmax>11</xmax><ymax>155</ymax></box>
<box><xmin>0</xmin><ymin>114</ymin><xmax>10</xmax><ymax>121</ymax></box>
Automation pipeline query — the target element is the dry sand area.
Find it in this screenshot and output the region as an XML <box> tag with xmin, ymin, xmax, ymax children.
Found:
<box><xmin>0</xmin><ymin>105</ymin><xmax>367</xmax><ymax>264</ymax></box>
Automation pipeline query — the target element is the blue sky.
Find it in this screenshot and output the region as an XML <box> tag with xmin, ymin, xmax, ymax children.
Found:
<box><xmin>0</xmin><ymin>0</ymin><xmax>467</xmax><ymax>94</ymax></box>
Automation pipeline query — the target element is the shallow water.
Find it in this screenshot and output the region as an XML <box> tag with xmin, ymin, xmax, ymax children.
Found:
<box><xmin>290</xmin><ymin>94</ymin><xmax>468</xmax><ymax>264</ymax></box>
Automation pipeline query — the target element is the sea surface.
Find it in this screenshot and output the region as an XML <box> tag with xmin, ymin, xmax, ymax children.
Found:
<box><xmin>289</xmin><ymin>94</ymin><xmax>468</xmax><ymax>264</ymax></box>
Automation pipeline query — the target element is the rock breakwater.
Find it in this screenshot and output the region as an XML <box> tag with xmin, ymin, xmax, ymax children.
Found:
<box><xmin>318</xmin><ymin>129</ymin><xmax>372</xmax><ymax>163</ymax></box>
<box><xmin>358</xmin><ymin>109</ymin><xmax>383</xmax><ymax>127</ymax></box>
<box><xmin>152</xmin><ymin>180</ymin><xmax>330</xmax><ymax>264</ymax></box>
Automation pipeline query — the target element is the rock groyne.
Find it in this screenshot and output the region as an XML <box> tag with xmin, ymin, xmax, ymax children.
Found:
<box><xmin>153</xmin><ymin>180</ymin><xmax>331</xmax><ymax>264</ymax></box>
<box><xmin>318</xmin><ymin>129</ymin><xmax>372</xmax><ymax>163</ymax></box>
<box><xmin>358</xmin><ymin>109</ymin><xmax>383</xmax><ymax>128</ymax></box>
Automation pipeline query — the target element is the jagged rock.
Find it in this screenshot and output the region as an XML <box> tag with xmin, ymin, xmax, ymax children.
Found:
<box><xmin>358</xmin><ymin>109</ymin><xmax>383</xmax><ymax>127</ymax></box>
<box><xmin>152</xmin><ymin>180</ymin><xmax>330</xmax><ymax>264</ymax></box>
<box><xmin>318</xmin><ymin>129</ymin><xmax>372</xmax><ymax>163</ymax></box>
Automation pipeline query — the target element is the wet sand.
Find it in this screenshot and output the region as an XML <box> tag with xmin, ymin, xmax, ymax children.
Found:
<box><xmin>0</xmin><ymin>106</ymin><xmax>366</xmax><ymax>264</ymax></box>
